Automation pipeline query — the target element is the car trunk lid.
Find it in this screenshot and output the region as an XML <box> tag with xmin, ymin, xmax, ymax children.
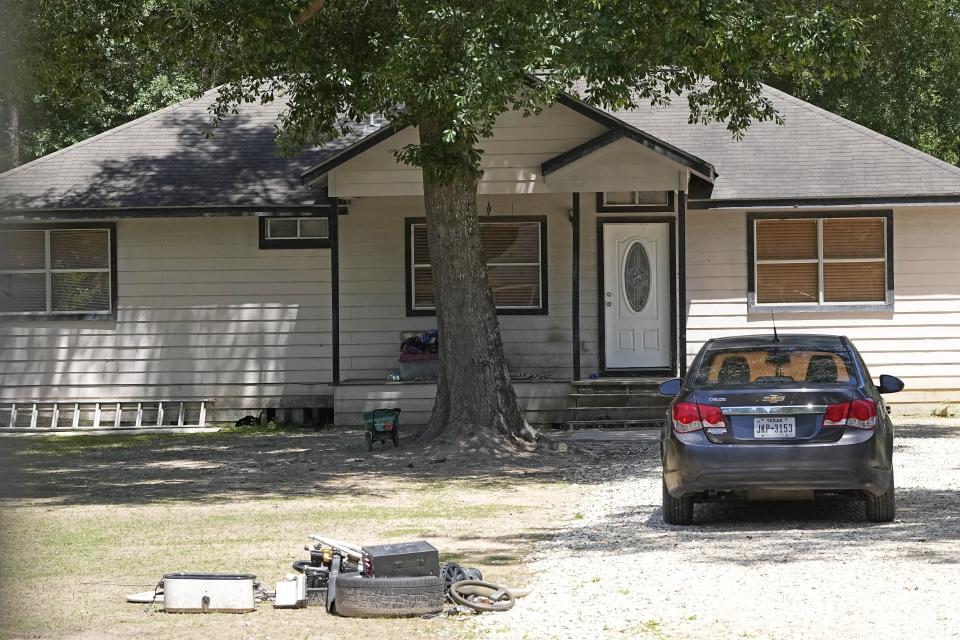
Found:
<box><xmin>689</xmin><ymin>388</ymin><xmax>856</xmax><ymax>444</ymax></box>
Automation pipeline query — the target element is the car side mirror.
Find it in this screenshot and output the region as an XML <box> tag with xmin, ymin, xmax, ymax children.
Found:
<box><xmin>658</xmin><ymin>378</ymin><xmax>683</xmax><ymax>397</ymax></box>
<box><xmin>878</xmin><ymin>374</ymin><xmax>904</xmax><ymax>394</ymax></box>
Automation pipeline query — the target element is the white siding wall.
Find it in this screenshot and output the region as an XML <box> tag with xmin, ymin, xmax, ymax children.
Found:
<box><xmin>0</xmin><ymin>218</ymin><xmax>333</xmax><ymax>417</ymax></box>
<box><xmin>330</xmin><ymin>104</ymin><xmax>609</xmax><ymax>197</ymax></box>
<box><xmin>686</xmin><ymin>207</ymin><xmax>960</xmax><ymax>414</ymax></box>
<box><xmin>8</xmin><ymin>201</ymin><xmax>958</xmax><ymax>425</ymax></box>
<box><xmin>340</xmin><ymin>194</ymin><xmax>578</xmax><ymax>381</ymax></box>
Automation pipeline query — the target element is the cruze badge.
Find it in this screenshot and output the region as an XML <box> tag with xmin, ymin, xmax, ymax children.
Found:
<box><xmin>762</xmin><ymin>394</ymin><xmax>786</xmax><ymax>403</ymax></box>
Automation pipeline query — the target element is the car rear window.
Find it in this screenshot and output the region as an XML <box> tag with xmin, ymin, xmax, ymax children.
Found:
<box><xmin>692</xmin><ymin>346</ymin><xmax>858</xmax><ymax>387</ymax></box>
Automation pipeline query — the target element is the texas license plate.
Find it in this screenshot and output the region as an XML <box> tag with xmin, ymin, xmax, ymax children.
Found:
<box><xmin>754</xmin><ymin>416</ymin><xmax>796</xmax><ymax>439</ymax></box>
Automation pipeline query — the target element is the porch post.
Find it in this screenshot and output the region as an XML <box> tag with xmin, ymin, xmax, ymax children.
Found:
<box><xmin>327</xmin><ymin>193</ymin><xmax>341</xmax><ymax>385</ymax></box>
<box><xmin>571</xmin><ymin>192</ymin><xmax>581</xmax><ymax>381</ymax></box>
<box><xmin>677</xmin><ymin>190</ymin><xmax>688</xmax><ymax>377</ymax></box>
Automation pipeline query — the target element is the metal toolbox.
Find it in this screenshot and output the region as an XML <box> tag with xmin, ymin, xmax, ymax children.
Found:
<box><xmin>162</xmin><ymin>573</ymin><xmax>256</xmax><ymax>613</ymax></box>
<box><xmin>362</xmin><ymin>541</ymin><xmax>439</xmax><ymax>578</ymax></box>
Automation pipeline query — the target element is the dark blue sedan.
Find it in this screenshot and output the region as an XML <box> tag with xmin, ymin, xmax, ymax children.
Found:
<box><xmin>658</xmin><ymin>334</ymin><xmax>903</xmax><ymax>525</ymax></box>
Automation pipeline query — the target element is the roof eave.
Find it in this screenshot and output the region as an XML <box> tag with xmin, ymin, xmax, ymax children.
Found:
<box><xmin>689</xmin><ymin>194</ymin><xmax>960</xmax><ymax>210</ymax></box>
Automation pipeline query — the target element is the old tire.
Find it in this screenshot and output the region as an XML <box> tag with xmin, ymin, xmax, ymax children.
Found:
<box><xmin>865</xmin><ymin>474</ymin><xmax>896</xmax><ymax>523</ymax></box>
<box><xmin>334</xmin><ymin>572</ymin><xmax>444</xmax><ymax>618</ymax></box>
<box><xmin>662</xmin><ymin>478</ymin><xmax>694</xmax><ymax>525</ymax></box>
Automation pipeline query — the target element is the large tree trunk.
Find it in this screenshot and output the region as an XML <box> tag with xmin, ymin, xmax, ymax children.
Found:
<box><xmin>415</xmin><ymin>119</ymin><xmax>538</xmax><ymax>447</ymax></box>
<box><xmin>4</xmin><ymin>102</ymin><xmax>20</xmax><ymax>171</ymax></box>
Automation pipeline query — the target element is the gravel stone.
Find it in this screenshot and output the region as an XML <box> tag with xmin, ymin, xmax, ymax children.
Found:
<box><xmin>475</xmin><ymin>423</ymin><xmax>960</xmax><ymax>640</ymax></box>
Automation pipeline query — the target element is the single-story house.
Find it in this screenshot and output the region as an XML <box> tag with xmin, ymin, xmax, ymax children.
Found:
<box><xmin>2</xmin><ymin>84</ymin><xmax>960</xmax><ymax>430</ymax></box>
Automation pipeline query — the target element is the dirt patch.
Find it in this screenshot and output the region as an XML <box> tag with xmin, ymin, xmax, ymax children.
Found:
<box><xmin>0</xmin><ymin>427</ymin><xmax>589</xmax><ymax>639</ymax></box>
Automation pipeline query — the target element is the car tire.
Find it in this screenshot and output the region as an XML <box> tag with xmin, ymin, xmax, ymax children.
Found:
<box><xmin>334</xmin><ymin>572</ymin><xmax>444</xmax><ymax>618</ymax></box>
<box><xmin>662</xmin><ymin>478</ymin><xmax>694</xmax><ymax>525</ymax></box>
<box><xmin>865</xmin><ymin>473</ymin><xmax>895</xmax><ymax>523</ymax></box>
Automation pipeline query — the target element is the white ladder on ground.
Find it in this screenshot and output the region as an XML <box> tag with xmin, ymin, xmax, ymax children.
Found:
<box><xmin>0</xmin><ymin>400</ymin><xmax>210</xmax><ymax>430</ymax></box>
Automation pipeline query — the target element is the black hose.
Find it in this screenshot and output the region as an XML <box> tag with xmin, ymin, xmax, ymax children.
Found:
<box><xmin>448</xmin><ymin>580</ymin><xmax>516</xmax><ymax>613</ymax></box>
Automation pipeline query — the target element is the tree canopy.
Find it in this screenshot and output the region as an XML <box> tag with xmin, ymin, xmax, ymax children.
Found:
<box><xmin>0</xmin><ymin>2</ymin><xmax>210</xmax><ymax>171</ymax></box>
<box><xmin>8</xmin><ymin>2</ymin><xmax>960</xmax><ymax>171</ymax></box>
<box><xmin>764</xmin><ymin>0</ymin><xmax>960</xmax><ymax>167</ymax></box>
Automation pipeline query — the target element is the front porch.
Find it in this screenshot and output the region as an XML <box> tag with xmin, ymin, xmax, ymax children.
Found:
<box><xmin>332</xmin><ymin>376</ymin><xmax>672</xmax><ymax>429</ymax></box>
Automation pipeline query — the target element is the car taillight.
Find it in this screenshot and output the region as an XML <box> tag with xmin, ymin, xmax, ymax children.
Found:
<box><xmin>698</xmin><ymin>404</ymin><xmax>725</xmax><ymax>429</ymax></box>
<box><xmin>672</xmin><ymin>402</ymin><xmax>725</xmax><ymax>433</ymax></box>
<box><xmin>672</xmin><ymin>402</ymin><xmax>702</xmax><ymax>433</ymax></box>
<box><xmin>822</xmin><ymin>399</ymin><xmax>877</xmax><ymax>430</ymax></box>
<box><xmin>848</xmin><ymin>399</ymin><xmax>878</xmax><ymax>429</ymax></box>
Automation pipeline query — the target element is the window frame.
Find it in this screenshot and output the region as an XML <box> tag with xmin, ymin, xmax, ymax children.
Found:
<box><xmin>0</xmin><ymin>222</ymin><xmax>118</xmax><ymax>321</ymax></box>
<box><xmin>258</xmin><ymin>215</ymin><xmax>331</xmax><ymax>249</ymax></box>
<box><xmin>404</xmin><ymin>216</ymin><xmax>549</xmax><ymax>317</ymax></box>
<box><xmin>596</xmin><ymin>191</ymin><xmax>675</xmax><ymax>213</ymax></box>
<box><xmin>746</xmin><ymin>211</ymin><xmax>894</xmax><ymax>314</ymax></box>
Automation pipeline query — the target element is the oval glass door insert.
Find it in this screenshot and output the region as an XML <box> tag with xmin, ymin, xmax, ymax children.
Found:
<box><xmin>623</xmin><ymin>241</ymin><xmax>651</xmax><ymax>312</ymax></box>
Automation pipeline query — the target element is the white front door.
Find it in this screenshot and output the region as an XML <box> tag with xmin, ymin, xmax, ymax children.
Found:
<box><xmin>602</xmin><ymin>222</ymin><xmax>672</xmax><ymax>369</ymax></box>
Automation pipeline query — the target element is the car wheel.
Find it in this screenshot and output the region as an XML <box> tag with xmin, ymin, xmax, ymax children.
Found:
<box><xmin>334</xmin><ymin>572</ymin><xmax>444</xmax><ymax>618</ymax></box>
<box><xmin>865</xmin><ymin>473</ymin><xmax>895</xmax><ymax>522</ymax></box>
<box><xmin>662</xmin><ymin>478</ymin><xmax>694</xmax><ymax>525</ymax></box>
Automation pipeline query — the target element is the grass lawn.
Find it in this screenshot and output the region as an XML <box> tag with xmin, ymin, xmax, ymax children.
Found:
<box><xmin>0</xmin><ymin>427</ymin><xmax>579</xmax><ymax>639</ymax></box>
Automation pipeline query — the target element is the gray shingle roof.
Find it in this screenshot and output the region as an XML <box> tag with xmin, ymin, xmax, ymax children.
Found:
<box><xmin>0</xmin><ymin>89</ymin><xmax>389</xmax><ymax>211</ymax></box>
<box><xmin>3</xmin><ymin>83</ymin><xmax>960</xmax><ymax>211</ymax></box>
<box><xmin>603</xmin><ymin>85</ymin><xmax>960</xmax><ymax>199</ymax></box>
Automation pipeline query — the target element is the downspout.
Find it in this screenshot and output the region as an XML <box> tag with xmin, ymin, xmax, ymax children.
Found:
<box><xmin>327</xmin><ymin>192</ymin><xmax>341</xmax><ymax>385</ymax></box>
<box><xmin>571</xmin><ymin>192</ymin><xmax>581</xmax><ymax>381</ymax></box>
<box><xmin>677</xmin><ymin>189</ymin><xmax>688</xmax><ymax>377</ymax></box>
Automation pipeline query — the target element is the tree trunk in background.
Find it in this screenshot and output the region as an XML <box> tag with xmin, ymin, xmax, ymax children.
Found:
<box><xmin>415</xmin><ymin>119</ymin><xmax>538</xmax><ymax>446</ymax></box>
<box><xmin>0</xmin><ymin>102</ymin><xmax>19</xmax><ymax>172</ymax></box>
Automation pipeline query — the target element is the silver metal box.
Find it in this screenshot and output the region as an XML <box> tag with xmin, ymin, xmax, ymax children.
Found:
<box><xmin>162</xmin><ymin>573</ymin><xmax>256</xmax><ymax>613</ymax></box>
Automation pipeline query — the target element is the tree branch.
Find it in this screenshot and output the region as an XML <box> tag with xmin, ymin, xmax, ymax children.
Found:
<box><xmin>296</xmin><ymin>0</ymin><xmax>326</xmax><ymax>25</ymax></box>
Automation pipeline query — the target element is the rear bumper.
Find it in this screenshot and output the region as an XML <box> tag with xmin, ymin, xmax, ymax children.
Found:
<box><xmin>662</xmin><ymin>428</ymin><xmax>892</xmax><ymax>498</ymax></box>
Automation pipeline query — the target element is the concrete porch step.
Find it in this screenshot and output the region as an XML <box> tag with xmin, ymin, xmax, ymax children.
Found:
<box><xmin>565</xmin><ymin>419</ymin><xmax>663</xmax><ymax>430</ymax></box>
<box><xmin>572</xmin><ymin>378</ymin><xmax>670</xmax><ymax>395</ymax></box>
<box><xmin>564</xmin><ymin>405</ymin><xmax>668</xmax><ymax>422</ymax></box>
<box><xmin>568</xmin><ymin>392</ymin><xmax>669</xmax><ymax>408</ymax></box>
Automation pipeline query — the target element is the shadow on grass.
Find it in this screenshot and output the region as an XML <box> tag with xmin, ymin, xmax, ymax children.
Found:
<box><xmin>0</xmin><ymin>426</ymin><xmax>661</xmax><ymax>507</ymax></box>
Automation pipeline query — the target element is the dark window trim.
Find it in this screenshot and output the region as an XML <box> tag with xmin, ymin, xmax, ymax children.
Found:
<box><xmin>404</xmin><ymin>216</ymin><xmax>549</xmax><ymax>317</ymax></box>
<box><xmin>596</xmin><ymin>191</ymin><xmax>676</xmax><ymax>213</ymax></box>
<box><xmin>596</xmin><ymin>216</ymin><xmax>678</xmax><ymax>377</ymax></box>
<box><xmin>0</xmin><ymin>222</ymin><xmax>118</xmax><ymax>322</ymax></box>
<box><xmin>259</xmin><ymin>216</ymin><xmax>332</xmax><ymax>249</ymax></box>
<box><xmin>746</xmin><ymin>210</ymin><xmax>894</xmax><ymax>313</ymax></box>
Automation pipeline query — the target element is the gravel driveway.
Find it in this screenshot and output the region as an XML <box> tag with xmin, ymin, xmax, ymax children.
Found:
<box><xmin>476</xmin><ymin>423</ymin><xmax>960</xmax><ymax>640</ymax></box>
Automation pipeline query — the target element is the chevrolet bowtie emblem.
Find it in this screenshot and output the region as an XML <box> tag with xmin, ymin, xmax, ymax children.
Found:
<box><xmin>762</xmin><ymin>394</ymin><xmax>786</xmax><ymax>403</ymax></box>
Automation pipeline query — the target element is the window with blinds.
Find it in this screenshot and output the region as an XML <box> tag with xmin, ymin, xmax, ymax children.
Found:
<box><xmin>752</xmin><ymin>216</ymin><xmax>889</xmax><ymax>307</ymax></box>
<box><xmin>408</xmin><ymin>218</ymin><xmax>546</xmax><ymax>313</ymax></box>
<box><xmin>0</xmin><ymin>226</ymin><xmax>114</xmax><ymax>317</ymax></box>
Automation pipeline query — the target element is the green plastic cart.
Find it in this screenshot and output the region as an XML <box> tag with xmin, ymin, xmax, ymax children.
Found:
<box><xmin>362</xmin><ymin>407</ymin><xmax>401</xmax><ymax>450</ymax></box>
